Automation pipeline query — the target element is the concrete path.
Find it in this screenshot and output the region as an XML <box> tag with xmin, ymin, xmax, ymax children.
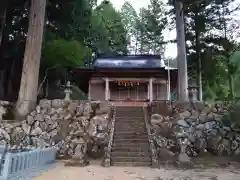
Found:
<box><xmin>33</xmin><ymin>161</ymin><xmax>240</xmax><ymax>180</ymax></box>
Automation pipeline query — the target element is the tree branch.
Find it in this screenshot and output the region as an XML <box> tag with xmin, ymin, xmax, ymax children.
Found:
<box><xmin>37</xmin><ymin>64</ymin><xmax>59</xmax><ymax>95</ymax></box>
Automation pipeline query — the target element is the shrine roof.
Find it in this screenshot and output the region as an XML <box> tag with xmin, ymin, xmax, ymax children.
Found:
<box><xmin>92</xmin><ymin>55</ymin><xmax>177</xmax><ymax>70</ymax></box>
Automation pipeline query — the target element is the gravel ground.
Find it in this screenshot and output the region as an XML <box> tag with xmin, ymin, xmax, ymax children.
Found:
<box><xmin>32</xmin><ymin>161</ymin><xmax>240</xmax><ymax>180</ymax></box>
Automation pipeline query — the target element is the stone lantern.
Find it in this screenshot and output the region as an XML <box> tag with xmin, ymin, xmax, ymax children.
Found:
<box><xmin>64</xmin><ymin>81</ymin><xmax>72</xmax><ymax>100</ymax></box>
<box><xmin>188</xmin><ymin>80</ymin><xmax>198</xmax><ymax>102</ymax></box>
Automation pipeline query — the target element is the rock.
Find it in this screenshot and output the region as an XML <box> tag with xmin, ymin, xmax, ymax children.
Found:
<box><xmin>21</xmin><ymin>121</ymin><xmax>31</xmax><ymax>134</ymax></box>
<box><xmin>49</xmin><ymin>129</ymin><xmax>58</xmax><ymax>138</ymax></box>
<box><xmin>67</xmin><ymin>102</ymin><xmax>78</xmax><ymax>115</ymax></box>
<box><xmin>91</xmin><ymin>115</ymin><xmax>109</xmax><ymax>130</ymax></box>
<box><xmin>88</xmin><ymin>115</ymin><xmax>109</xmax><ymax>139</ymax></box>
<box><xmin>39</xmin><ymin>121</ymin><xmax>48</xmax><ymax>132</ymax></box>
<box><xmin>76</xmin><ymin>103</ymin><xmax>85</xmax><ymax>116</ymax></box>
<box><xmin>30</xmin><ymin>110</ymin><xmax>37</xmax><ymax>117</ymax></box>
<box><xmin>0</xmin><ymin>128</ymin><xmax>10</xmax><ymax>141</ymax></box>
<box><xmin>0</xmin><ymin>106</ymin><xmax>6</xmax><ymax>121</ymax></box>
<box><xmin>31</xmin><ymin>127</ymin><xmax>42</xmax><ymax>136</ymax></box>
<box><xmin>48</xmin><ymin>108</ymin><xmax>56</xmax><ymax>115</ymax></box>
<box><xmin>95</xmin><ymin>102</ymin><xmax>110</xmax><ymax>115</ymax></box>
<box><xmin>178</xmin><ymin>152</ymin><xmax>191</xmax><ymax>163</ymax></box>
<box><xmin>156</xmin><ymin>122</ymin><xmax>173</xmax><ymax>138</ymax></box>
<box><xmin>64</xmin><ymin>158</ymin><xmax>89</xmax><ymax>167</ymax></box>
<box><xmin>33</xmin><ymin>121</ymin><xmax>40</xmax><ymax>128</ymax></box>
<box><xmin>151</xmin><ymin>114</ymin><xmax>163</xmax><ymax>125</ymax></box>
<box><xmin>83</xmin><ymin>102</ymin><xmax>92</xmax><ymax>117</ymax></box>
<box><xmin>72</xmin><ymin>144</ymin><xmax>85</xmax><ymax>160</ymax></box>
<box><xmin>36</xmin><ymin>106</ymin><xmax>41</xmax><ymax>114</ymax></box>
<box><xmin>35</xmin><ymin>114</ymin><xmax>44</xmax><ymax>121</ymax></box>
<box><xmin>158</xmin><ymin>148</ymin><xmax>176</xmax><ymax>161</ymax></box>
<box><xmin>52</xmin><ymin>99</ymin><xmax>63</xmax><ymax>109</ymax></box>
<box><xmin>176</xmin><ymin>120</ymin><xmax>190</xmax><ymax>128</ymax></box>
<box><xmin>11</xmin><ymin>127</ymin><xmax>25</xmax><ymax>143</ymax></box>
<box><xmin>78</xmin><ymin>116</ymin><xmax>89</xmax><ymax>128</ymax></box>
<box><xmin>26</xmin><ymin>115</ymin><xmax>35</xmax><ymax>125</ymax></box>
<box><xmin>179</xmin><ymin>110</ymin><xmax>191</xmax><ymax>118</ymax></box>
<box><xmin>39</xmin><ymin>99</ymin><xmax>51</xmax><ymax>109</ymax></box>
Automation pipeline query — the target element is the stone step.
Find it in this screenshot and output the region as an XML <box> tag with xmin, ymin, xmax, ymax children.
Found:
<box><xmin>114</xmin><ymin>131</ymin><xmax>148</xmax><ymax>135</ymax></box>
<box><xmin>112</xmin><ymin>146</ymin><xmax>150</xmax><ymax>152</ymax></box>
<box><xmin>115</xmin><ymin>108</ymin><xmax>143</xmax><ymax>111</ymax></box>
<box><xmin>115</xmin><ymin>109</ymin><xmax>143</xmax><ymax>112</ymax></box>
<box><xmin>115</xmin><ymin>118</ymin><xmax>145</xmax><ymax>124</ymax></box>
<box><xmin>115</xmin><ymin>117</ymin><xmax>144</xmax><ymax>120</ymax></box>
<box><xmin>114</xmin><ymin>132</ymin><xmax>147</xmax><ymax>136</ymax></box>
<box><xmin>115</xmin><ymin>111</ymin><xmax>143</xmax><ymax>113</ymax></box>
<box><xmin>114</xmin><ymin>129</ymin><xmax>146</xmax><ymax>132</ymax></box>
<box><xmin>115</xmin><ymin>121</ymin><xmax>145</xmax><ymax>123</ymax></box>
<box><xmin>113</xmin><ymin>135</ymin><xmax>148</xmax><ymax>140</ymax></box>
<box><xmin>115</xmin><ymin>120</ymin><xmax>145</xmax><ymax>126</ymax></box>
<box><xmin>111</xmin><ymin>156</ymin><xmax>151</xmax><ymax>162</ymax></box>
<box><xmin>111</xmin><ymin>161</ymin><xmax>151</xmax><ymax>167</ymax></box>
<box><xmin>115</xmin><ymin>128</ymin><xmax>146</xmax><ymax>131</ymax></box>
<box><xmin>112</xmin><ymin>143</ymin><xmax>149</xmax><ymax>149</ymax></box>
<box><xmin>112</xmin><ymin>107</ymin><xmax>151</xmax><ymax>167</ymax></box>
<box><xmin>113</xmin><ymin>138</ymin><xmax>148</xmax><ymax>144</ymax></box>
<box><xmin>115</xmin><ymin>124</ymin><xmax>145</xmax><ymax>127</ymax></box>
<box><xmin>111</xmin><ymin>151</ymin><xmax>151</xmax><ymax>157</ymax></box>
<box><xmin>115</xmin><ymin>121</ymin><xmax>145</xmax><ymax>124</ymax></box>
<box><xmin>114</xmin><ymin>135</ymin><xmax>148</xmax><ymax>139</ymax></box>
<box><xmin>116</xmin><ymin>114</ymin><xmax>143</xmax><ymax>115</ymax></box>
<box><xmin>113</xmin><ymin>137</ymin><xmax>148</xmax><ymax>141</ymax></box>
<box><xmin>116</xmin><ymin>113</ymin><xmax>143</xmax><ymax>115</ymax></box>
<box><xmin>115</xmin><ymin>119</ymin><xmax>145</xmax><ymax>123</ymax></box>
<box><xmin>115</xmin><ymin>124</ymin><xmax>146</xmax><ymax>128</ymax></box>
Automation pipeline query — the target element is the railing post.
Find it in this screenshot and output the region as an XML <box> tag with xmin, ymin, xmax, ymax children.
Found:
<box><xmin>149</xmin><ymin>78</ymin><xmax>153</xmax><ymax>102</ymax></box>
<box><xmin>2</xmin><ymin>153</ymin><xmax>12</xmax><ymax>179</ymax></box>
<box><xmin>105</xmin><ymin>78</ymin><xmax>110</xmax><ymax>101</ymax></box>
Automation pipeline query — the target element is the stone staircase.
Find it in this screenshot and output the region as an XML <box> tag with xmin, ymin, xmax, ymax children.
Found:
<box><xmin>111</xmin><ymin>106</ymin><xmax>152</xmax><ymax>167</ymax></box>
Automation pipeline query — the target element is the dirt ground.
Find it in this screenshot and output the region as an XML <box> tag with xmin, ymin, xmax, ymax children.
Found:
<box><xmin>32</xmin><ymin>159</ymin><xmax>240</xmax><ymax>180</ymax></box>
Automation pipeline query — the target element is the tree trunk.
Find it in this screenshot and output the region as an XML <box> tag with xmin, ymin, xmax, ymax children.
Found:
<box><xmin>0</xmin><ymin>0</ymin><xmax>8</xmax><ymax>46</ymax></box>
<box><xmin>194</xmin><ymin>11</ymin><xmax>203</xmax><ymax>101</ymax></box>
<box><xmin>0</xmin><ymin>5</ymin><xmax>7</xmax><ymax>47</ymax></box>
<box><xmin>175</xmin><ymin>0</ymin><xmax>188</xmax><ymax>101</ymax></box>
<box><xmin>0</xmin><ymin>2</ymin><xmax>7</xmax><ymax>98</ymax></box>
<box><xmin>15</xmin><ymin>0</ymin><xmax>47</xmax><ymax>119</ymax></box>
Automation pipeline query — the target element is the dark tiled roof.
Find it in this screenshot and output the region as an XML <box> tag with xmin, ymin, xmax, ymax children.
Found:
<box><xmin>93</xmin><ymin>55</ymin><xmax>169</xmax><ymax>68</ymax></box>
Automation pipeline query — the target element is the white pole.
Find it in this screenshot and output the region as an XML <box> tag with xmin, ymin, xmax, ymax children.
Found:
<box><xmin>167</xmin><ymin>58</ymin><xmax>171</xmax><ymax>100</ymax></box>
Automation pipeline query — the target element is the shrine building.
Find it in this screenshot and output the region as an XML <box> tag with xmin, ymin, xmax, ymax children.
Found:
<box><xmin>72</xmin><ymin>55</ymin><xmax>178</xmax><ymax>103</ymax></box>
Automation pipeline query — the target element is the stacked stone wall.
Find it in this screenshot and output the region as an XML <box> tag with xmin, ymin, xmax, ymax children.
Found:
<box><xmin>149</xmin><ymin>101</ymin><xmax>240</xmax><ymax>163</ymax></box>
<box><xmin>0</xmin><ymin>99</ymin><xmax>112</xmax><ymax>161</ymax></box>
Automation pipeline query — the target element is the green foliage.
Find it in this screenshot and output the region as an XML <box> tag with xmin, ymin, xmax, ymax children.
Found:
<box><xmin>71</xmin><ymin>85</ymin><xmax>88</xmax><ymax>100</ymax></box>
<box><xmin>120</xmin><ymin>0</ymin><xmax>168</xmax><ymax>55</ymax></box>
<box><xmin>180</xmin><ymin>0</ymin><xmax>240</xmax><ymax>100</ymax></box>
<box><xmin>47</xmin><ymin>0</ymin><xmax>92</xmax><ymax>42</ymax></box>
<box><xmin>230</xmin><ymin>48</ymin><xmax>240</xmax><ymax>97</ymax></box>
<box><xmin>89</xmin><ymin>0</ymin><xmax>128</xmax><ymax>55</ymax></box>
<box><xmin>42</xmin><ymin>39</ymin><xmax>91</xmax><ymax>68</ymax></box>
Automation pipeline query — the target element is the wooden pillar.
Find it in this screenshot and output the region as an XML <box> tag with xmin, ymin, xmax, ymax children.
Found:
<box><xmin>88</xmin><ymin>80</ymin><xmax>91</xmax><ymax>100</ymax></box>
<box><xmin>149</xmin><ymin>78</ymin><xmax>153</xmax><ymax>102</ymax></box>
<box><xmin>167</xmin><ymin>81</ymin><xmax>171</xmax><ymax>100</ymax></box>
<box><xmin>105</xmin><ymin>78</ymin><xmax>109</xmax><ymax>101</ymax></box>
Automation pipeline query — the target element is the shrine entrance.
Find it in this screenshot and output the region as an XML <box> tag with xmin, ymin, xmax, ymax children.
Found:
<box><xmin>109</xmin><ymin>79</ymin><xmax>148</xmax><ymax>101</ymax></box>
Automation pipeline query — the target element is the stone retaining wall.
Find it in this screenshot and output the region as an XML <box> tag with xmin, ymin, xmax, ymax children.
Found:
<box><xmin>0</xmin><ymin>99</ymin><xmax>113</xmax><ymax>161</ymax></box>
<box><xmin>1</xmin><ymin>99</ymin><xmax>240</xmax><ymax>167</ymax></box>
<box><xmin>149</xmin><ymin>101</ymin><xmax>240</xmax><ymax>164</ymax></box>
